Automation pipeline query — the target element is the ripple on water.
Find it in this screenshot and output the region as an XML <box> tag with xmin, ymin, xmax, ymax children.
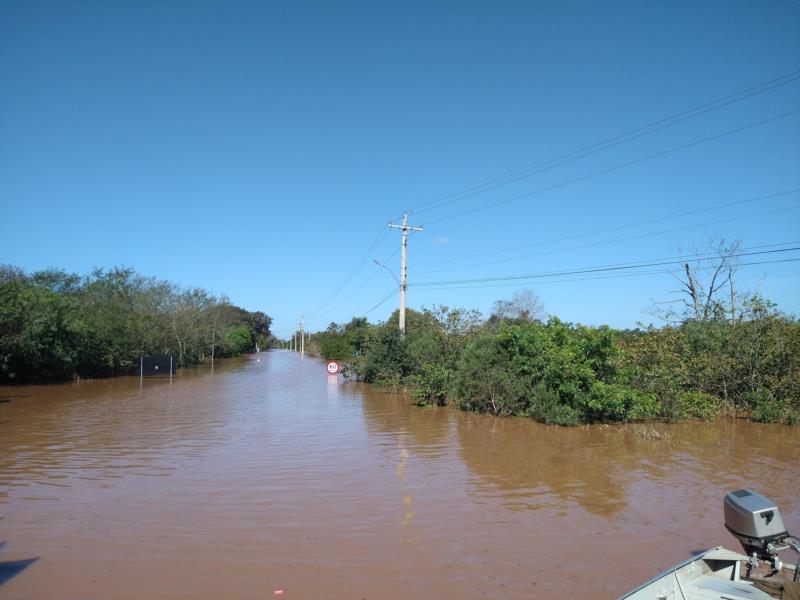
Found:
<box><xmin>0</xmin><ymin>354</ymin><xmax>798</xmax><ymax>600</ymax></box>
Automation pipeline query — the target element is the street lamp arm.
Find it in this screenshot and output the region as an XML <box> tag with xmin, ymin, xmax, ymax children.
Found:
<box><xmin>372</xmin><ymin>258</ymin><xmax>400</xmax><ymax>286</ymax></box>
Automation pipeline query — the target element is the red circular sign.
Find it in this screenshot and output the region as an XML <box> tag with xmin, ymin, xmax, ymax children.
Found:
<box><xmin>326</xmin><ymin>361</ymin><xmax>340</xmax><ymax>375</ymax></box>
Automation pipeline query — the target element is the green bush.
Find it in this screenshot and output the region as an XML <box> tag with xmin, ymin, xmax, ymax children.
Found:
<box><xmin>620</xmin><ymin>304</ymin><xmax>799</xmax><ymax>422</ymax></box>
<box><xmin>410</xmin><ymin>363</ymin><xmax>449</xmax><ymax>406</ymax></box>
<box><xmin>313</xmin><ymin>318</ymin><xmax>370</xmax><ymax>360</ymax></box>
<box><xmin>405</xmin><ymin>331</ymin><xmax>444</xmax><ymax>374</ymax></box>
<box><xmin>745</xmin><ymin>389</ymin><xmax>798</xmax><ymax>424</ymax></box>
<box><xmin>373</xmin><ymin>369</ymin><xmax>403</xmax><ymax>391</ymax></box>
<box><xmin>362</xmin><ymin>326</ymin><xmax>410</xmax><ymax>384</ymax></box>
<box><xmin>580</xmin><ymin>382</ymin><xmax>659</xmax><ymax>421</ymax></box>
<box><xmin>669</xmin><ymin>390</ymin><xmax>723</xmax><ymax>421</ymax></box>
<box><xmin>526</xmin><ymin>384</ymin><xmax>581</xmax><ymax>426</ymax></box>
<box><xmin>452</xmin><ymin>334</ymin><xmax>523</xmax><ymax>415</ymax></box>
<box><xmin>452</xmin><ymin>320</ymin><xmax>650</xmax><ymax>424</ymax></box>
<box><xmin>325</xmin><ymin>294</ymin><xmax>799</xmax><ymax>427</ymax></box>
<box><xmin>226</xmin><ymin>325</ymin><xmax>252</xmax><ymax>355</ymax></box>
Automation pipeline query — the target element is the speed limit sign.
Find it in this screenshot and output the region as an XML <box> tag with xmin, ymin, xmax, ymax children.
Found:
<box><xmin>326</xmin><ymin>361</ymin><xmax>340</xmax><ymax>375</ymax></box>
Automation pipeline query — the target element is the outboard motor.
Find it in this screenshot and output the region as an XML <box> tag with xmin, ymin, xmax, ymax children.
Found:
<box><xmin>724</xmin><ymin>489</ymin><xmax>800</xmax><ymax>578</ymax></box>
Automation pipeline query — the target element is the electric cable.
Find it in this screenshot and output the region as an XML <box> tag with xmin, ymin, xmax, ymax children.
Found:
<box><xmin>409</xmin><ymin>257</ymin><xmax>800</xmax><ymax>292</ymax></box>
<box><xmin>410</xmin><ymin>68</ymin><xmax>800</xmax><ymax>214</ymax></box>
<box><xmin>424</xmin><ymin>108</ymin><xmax>800</xmax><ymax>225</ymax></box>
<box><xmin>360</xmin><ymin>288</ymin><xmax>399</xmax><ymax>316</ymax></box>
<box><xmin>413</xmin><ymin>188</ymin><xmax>800</xmax><ymax>270</ymax></box>
<box><xmin>412</xmin><ymin>204</ymin><xmax>800</xmax><ymax>276</ymax></box>
<box><xmin>410</xmin><ymin>246</ymin><xmax>800</xmax><ymax>288</ymax></box>
<box><xmin>332</xmin><ymin>246</ymin><xmax>402</xmax><ymax>310</ymax></box>
<box><xmin>309</xmin><ymin>225</ymin><xmax>391</xmax><ymax>315</ymax></box>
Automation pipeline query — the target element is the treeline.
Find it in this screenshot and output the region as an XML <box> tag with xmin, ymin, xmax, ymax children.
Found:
<box><xmin>0</xmin><ymin>265</ymin><xmax>273</xmax><ymax>383</ymax></box>
<box><xmin>310</xmin><ymin>295</ymin><xmax>799</xmax><ymax>426</ymax></box>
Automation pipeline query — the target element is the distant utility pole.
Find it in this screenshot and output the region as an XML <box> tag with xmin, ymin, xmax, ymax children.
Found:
<box><xmin>388</xmin><ymin>210</ymin><xmax>423</xmax><ymax>335</ymax></box>
<box><xmin>300</xmin><ymin>316</ymin><xmax>305</xmax><ymax>356</ymax></box>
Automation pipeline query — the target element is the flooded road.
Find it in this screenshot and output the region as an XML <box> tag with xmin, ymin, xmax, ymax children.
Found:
<box><xmin>1</xmin><ymin>351</ymin><xmax>798</xmax><ymax>599</ymax></box>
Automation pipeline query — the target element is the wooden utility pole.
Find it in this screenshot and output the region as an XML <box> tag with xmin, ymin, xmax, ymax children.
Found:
<box><xmin>388</xmin><ymin>210</ymin><xmax>423</xmax><ymax>335</ymax></box>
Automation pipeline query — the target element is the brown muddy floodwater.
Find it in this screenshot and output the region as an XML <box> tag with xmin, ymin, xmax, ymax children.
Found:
<box><xmin>0</xmin><ymin>352</ymin><xmax>798</xmax><ymax>599</ymax></box>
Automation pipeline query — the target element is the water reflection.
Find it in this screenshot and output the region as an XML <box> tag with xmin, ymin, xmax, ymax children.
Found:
<box><xmin>0</xmin><ymin>358</ymin><xmax>251</xmax><ymax>495</ymax></box>
<box><xmin>357</xmin><ymin>387</ymin><xmax>457</xmax><ymax>546</ymax></box>
<box><xmin>455</xmin><ymin>414</ymin><xmax>800</xmax><ymax>524</ymax></box>
<box><xmin>358</xmin><ymin>386</ymin><xmax>453</xmax><ymax>456</ymax></box>
<box><xmin>455</xmin><ymin>414</ymin><xmax>635</xmax><ymax>515</ymax></box>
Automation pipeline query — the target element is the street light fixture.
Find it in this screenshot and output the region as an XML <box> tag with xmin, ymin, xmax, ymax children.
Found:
<box><xmin>372</xmin><ymin>258</ymin><xmax>400</xmax><ymax>286</ymax></box>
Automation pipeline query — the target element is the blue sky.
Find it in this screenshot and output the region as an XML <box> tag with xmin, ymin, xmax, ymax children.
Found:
<box><xmin>1</xmin><ymin>0</ymin><xmax>799</xmax><ymax>338</ymax></box>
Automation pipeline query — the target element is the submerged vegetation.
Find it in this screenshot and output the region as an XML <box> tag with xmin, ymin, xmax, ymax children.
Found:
<box><xmin>0</xmin><ymin>265</ymin><xmax>273</xmax><ymax>383</ymax></box>
<box><xmin>310</xmin><ymin>293</ymin><xmax>799</xmax><ymax>426</ymax></box>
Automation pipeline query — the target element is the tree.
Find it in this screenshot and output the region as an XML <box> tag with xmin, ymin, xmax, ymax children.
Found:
<box><xmin>652</xmin><ymin>239</ymin><xmax>742</xmax><ymax>324</ymax></box>
<box><xmin>247</xmin><ymin>311</ymin><xmax>273</xmax><ymax>350</ymax></box>
<box><xmin>315</xmin><ymin>322</ymin><xmax>352</xmax><ymax>359</ymax></box>
<box><xmin>490</xmin><ymin>289</ymin><xmax>545</xmax><ymax>323</ymax></box>
<box><xmin>226</xmin><ymin>324</ymin><xmax>252</xmax><ymax>355</ymax></box>
<box><xmin>0</xmin><ymin>275</ymin><xmax>83</xmax><ymax>381</ymax></box>
<box><xmin>0</xmin><ymin>265</ymin><xmax>273</xmax><ymax>382</ymax></box>
<box><xmin>204</xmin><ymin>298</ymin><xmax>230</xmax><ymax>368</ymax></box>
<box><xmin>168</xmin><ymin>287</ymin><xmax>213</xmax><ymax>366</ymax></box>
<box><xmin>421</xmin><ymin>305</ymin><xmax>482</xmax><ymax>368</ymax></box>
<box><xmin>343</xmin><ymin>317</ymin><xmax>369</xmax><ymax>355</ymax></box>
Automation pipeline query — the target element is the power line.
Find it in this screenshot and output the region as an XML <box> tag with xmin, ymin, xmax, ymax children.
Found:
<box><xmin>333</xmin><ymin>246</ymin><xmax>401</xmax><ymax>310</ymax></box>
<box><xmin>410</xmin><ymin>67</ymin><xmax>800</xmax><ymax>215</ymax></box>
<box><xmin>423</xmin><ymin>108</ymin><xmax>800</xmax><ymax>225</ymax></box>
<box><xmin>413</xmin><ymin>246</ymin><xmax>800</xmax><ymax>287</ymax></box>
<box><xmin>309</xmin><ymin>225</ymin><xmax>391</xmax><ymax>315</ymax></box>
<box><xmin>415</xmin><ymin>238</ymin><xmax>800</xmax><ymax>279</ymax></box>
<box><xmin>360</xmin><ymin>288</ymin><xmax>398</xmax><ymax>316</ymax></box>
<box><xmin>413</xmin><ymin>188</ymin><xmax>800</xmax><ymax>270</ymax></box>
<box><xmin>412</xmin><ymin>203</ymin><xmax>800</xmax><ymax>276</ymax></box>
<box><xmin>314</xmin><ymin>240</ymin><xmax>402</xmax><ymax>327</ymax></box>
<box><xmin>410</xmin><ymin>246</ymin><xmax>800</xmax><ymax>288</ymax></box>
<box><xmin>410</xmin><ymin>257</ymin><xmax>800</xmax><ymax>292</ymax></box>
<box><xmin>309</xmin><ymin>74</ymin><xmax>800</xmax><ymax>322</ymax></box>
<box><xmin>335</xmin><ymin>217</ymin><xmax>423</xmax><ymax>324</ymax></box>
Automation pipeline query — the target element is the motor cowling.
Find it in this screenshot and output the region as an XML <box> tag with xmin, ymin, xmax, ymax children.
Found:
<box><xmin>724</xmin><ymin>489</ymin><xmax>788</xmax><ymax>558</ymax></box>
